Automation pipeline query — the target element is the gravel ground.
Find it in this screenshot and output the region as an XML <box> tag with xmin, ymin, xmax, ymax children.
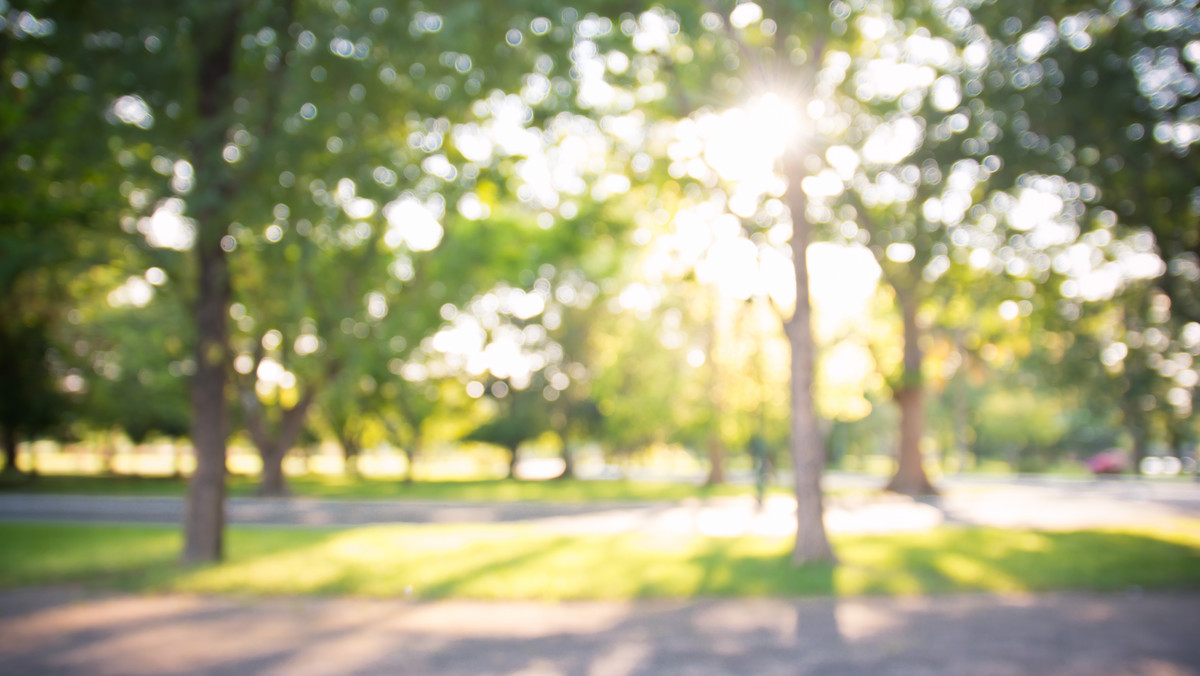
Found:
<box><xmin>1</xmin><ymin>588</ymin><xmax>1197</xmax><ymax>675</ymax></box>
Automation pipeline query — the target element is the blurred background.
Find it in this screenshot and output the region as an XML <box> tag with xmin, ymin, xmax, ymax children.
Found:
<box><xmin>2</xmin><ymin>0</ymin><xmax>1199</xmax><ymax>541</ymax></box>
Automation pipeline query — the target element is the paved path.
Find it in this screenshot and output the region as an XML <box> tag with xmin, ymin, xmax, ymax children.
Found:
<box><xmin>1</xmin><ymin>588</ymin><xmax>1197</xmax><ymax>675</ymax></box>
<box><xmin>1</xmin><ymin>478</ymin><xmax>1197</xmax><ymax>535</ymax></box>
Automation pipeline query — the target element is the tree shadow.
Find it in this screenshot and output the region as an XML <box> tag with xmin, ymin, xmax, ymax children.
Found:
<box><xmin>6</xmin><ymin>582</ymin><xmax>1198</xmax><ymax>675</ymax></box>
<box><xmin>321</xmin><ymin>533</ymin><xmax>582</xmax><ymax>599</ymax></box>
<box><xmin>836</xmin><ymin>527</ymin><xmax>1200</xmax><ymax>597</ymax></box>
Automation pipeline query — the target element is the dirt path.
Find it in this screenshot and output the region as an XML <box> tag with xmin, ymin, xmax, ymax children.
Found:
<box><xmin>1</xmin><ymin>588</ymin><xmax>1197</xmax><ymax>675</ymax></box>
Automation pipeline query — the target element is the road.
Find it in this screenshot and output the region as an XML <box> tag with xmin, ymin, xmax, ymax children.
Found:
<box><xmin>1</xmin><ymin>476</ymin><xmax>1197</xmax><ymax>535</ymax></box>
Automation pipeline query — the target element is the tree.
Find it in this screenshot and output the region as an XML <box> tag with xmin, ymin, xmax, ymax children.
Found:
<box><xmin>649</xmin><ymin>0</ymin><xmax>998</xmax><ymax>554</ymax></box>
<box><xmin>540</xmin><ymin>273</ymin><xmax>609</xmax><ymax>480</ymax></box>
<box><xmin>0</xmin><ymin>322</ymin><xmax>63</xmax><ymax>474</ymax></box>
<box><xmin>961</xmin><ymin>1</ymin><xmax>1200</xmax><ymax>470</ymax></box>
<box><xmin>974</xmin><ymin>0</ymin><xmax>1200</xmax><ymax>323</ymax></box>
<box><xmin>180</xmin><ymin>1</ymin><xmax>255</xmax><ymax>563</ymax></box>
<box><xmin>220</xmin><ymin>1</ymin><xmax>649</xmax><ymax>497</ymax></box>
<box><xmin>86</xmin><ymin>1</ymin><xmax>622</xmax><ymax>555</ymax></box>
<box><xmin>382</xmin><ymin>378</ymin><xmax>441</xmax><ymax>483</ymax></box>
<box><xmin>0</xmin><ymin>2</ymin><xmax>122</xmax><ymax>474</ymax></box>
<box><xmin>464</xmin><ymin>381</ymin><xmax>553</xmax><ymax>479</ymax></box>
<box><xmin>808</xmin><ymin>2</ymin><xmax>1032</xmax><ymax>494</ymax></box>
<box><xmin>617</xmin><ymin>3</ymin><xmax>842</xmax><ymax>563</ymax></box>
<box><xmin>66</xmin><ymin>266</ymin><xmax>192</xmax><ymax>458</ymax></box>
<box><xmin>589</xmin><ymin>292</ymin><xmax>697</xmax><ymax>465</ymax></box>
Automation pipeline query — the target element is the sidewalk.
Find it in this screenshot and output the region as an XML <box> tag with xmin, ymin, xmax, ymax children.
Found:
<box><xmin>1</xmin><ymin>479</ymin><xmax>1197</xmax><ymax>535</ymax></box>
<box><xmin>1</xmin><ymin>588</ymin><xmax>1197</xmax><ymax>675</ymax></box>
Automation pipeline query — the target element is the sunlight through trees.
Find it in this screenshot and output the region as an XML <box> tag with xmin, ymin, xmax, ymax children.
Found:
<box><xmin>3</xmin><ymin>0</ymin><xmax>1199</xmax><ymax>565</ymax></box>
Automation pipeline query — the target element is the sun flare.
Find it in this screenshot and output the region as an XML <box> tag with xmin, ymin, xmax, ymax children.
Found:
<box><xmin>744</xmin><ymin>91</ymin><xmax>802</xmax><ymax>150</ymax></box>
<box><xmin>698</xmin><ymin>91</ymin><xmax>807</xmax><ymax>196</ymax></box>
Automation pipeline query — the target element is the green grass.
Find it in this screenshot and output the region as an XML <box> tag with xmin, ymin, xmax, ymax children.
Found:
<box><xmin>0</xmin><ymin>472</ymin><xmax>789</xmax><ymax>503</ymax></box>
<box><xmin>1</xmin><ymin>521</ymin><xmax>1196</xmax><ymax>600</ymax></box>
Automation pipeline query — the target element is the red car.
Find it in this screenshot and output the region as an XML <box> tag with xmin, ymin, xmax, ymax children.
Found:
<box><xmin>1086</xmin><ymin>450</ymin><xmax>1127</xmax><ymax>475</ymax></box>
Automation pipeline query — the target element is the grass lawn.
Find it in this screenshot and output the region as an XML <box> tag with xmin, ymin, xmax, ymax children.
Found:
<box><xmin>0</xmin><ymin>472</ymin><xmax>792</xmax><ymax>503</ymax></box>
<box><xmin>1</xmin><ymin>521</ymin><xmax>1197</xmax><ymax>601</ymax></box>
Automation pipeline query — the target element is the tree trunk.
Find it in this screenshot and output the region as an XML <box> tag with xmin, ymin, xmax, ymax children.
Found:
<box><xmin>549</xmin><ymin>417</ymin><xmax>573</xmax><ymax>480</ymax></box>
<box><xmin>1130</xmin><ymin>418</ymin><xmax>1148</xmax><ymax>476</ymax></box>
<box><xmin>784</xmin><ymin>153</ymin><xmax>835</xmax><ymax>565</ymax></box>
<box><xmin>885</xmin><ymin>286</ymin><xmax>936</xmax><ymax>496</ymax></box>
<box><xmin>507</xmin><ymin>445</ymin><xmax>520</xmax><ymax>479</ymax></box>
<box><xmin>340</xmin><ymin>433</ymin><xmax>360</xmax><ymax>477</ymax></box>
<box><xmin>556</xmin><ymin>444</ymin><xmax>576</xmax><ymax>480</ymax></box>
<box><xmin>1</xmin><ymin>426</ymin><xmax>20</xmax><ymax>475</ymax></box>
<box><xmin>888</xmin><ymin>386</ymin><xmax>936</xmax><ymax>494</ymax></box>
<box><xmin>181</xmin><ymin>4</ymin><xmax>241</xmax><ymax>565</ymax></box>
<box><xmin>243</xmin><ymin>390</ymin><xmax>314</xmax><ymax>497</ymax></box>
<box><xmin>384</xmin><ymin>416</ymin><xmax>419</xmax><ymax>485</ymax></box>
<box><xmin>403</xmin><ymin>436</ymin><xmax>420</xmax><ymax>484</ymax></box>
<box><xmin>954</xmin><ymin>336</ymin><xmax>970</xmax><ymax>474</ymax></box>
<box><xmin>705</xmin><ymin>436</ymin><xmax>726</xmax><ymax>485</ymax></box>
<box><xmin>101</xmin><ymin>431</ymin><xmax>118</xmax><ymax>475</ymax></box>
<box><xmin>955</xmin><ymin>392</ymin><xmax>970</xmax><ymax>474</ymax></box>
<box><xmin>705</xmin><ymin>293</ymin><xmax>726</xmax><ymax>486</ymax></box>
<box><xmin>258</xmin><ymin>445</ymin><xmax>289</xmax><ymax>497</ymax></box>
<box><xmin>183</xmin><ymin>227</ymin><xmax>230</xmax><ymax>561</ymax></box>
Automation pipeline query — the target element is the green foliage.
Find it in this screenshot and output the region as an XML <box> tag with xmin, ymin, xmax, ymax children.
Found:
<box><xmin>0</xmin><ymin>0</ymin><xmax>134</xmax><ymax>459</ymax></box>
<box><xmin>8</xmin><ymin>0</ymin><xmax>1200</xmax><ymax>491</ymax></box>
<box><xmin>589</xmin><ymin>304</ymin><xmax>692</xmax><ymax>455</ymax></box>
<box><xmin>464</xmin><ymin>397</ymin><xmax>547</xmax><ymax>454</ymax></box>
<box><xmin>973</xmin><ymin>390</ymin><xmax>1068</xmax><ymax>466</ymax></box>
<box><xmin>0</xmin><ymin>321</ymin><xmax>65</xmax><ymax>452</ymax></box>
<box><xmin>66</xmin><ymin>276</ymin><xmax>192</xmax><ymax>444</ymax></box>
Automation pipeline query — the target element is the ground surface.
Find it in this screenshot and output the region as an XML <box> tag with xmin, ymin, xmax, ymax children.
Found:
<box><xmin>2</xmin><ymin>476</ymin><xmax>1198</xmax><ymax>674</ymax></box>
<box><xmin>1</xmin><ymin>587</ymin><xmax>1197</xmax><ymax>675</ymax></box>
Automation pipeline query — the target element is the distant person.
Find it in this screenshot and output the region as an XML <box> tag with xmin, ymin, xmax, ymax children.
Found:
<box><xmin>749</xmin><ymin>434</ymin><xmax>772</xmax><ymax>508</ymax></box>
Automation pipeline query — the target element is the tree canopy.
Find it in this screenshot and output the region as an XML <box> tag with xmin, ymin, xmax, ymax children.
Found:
<box><xmin>5</xmin><ymin>0</ymin><xmax>1199</xmax><ymax>565</ymax></box>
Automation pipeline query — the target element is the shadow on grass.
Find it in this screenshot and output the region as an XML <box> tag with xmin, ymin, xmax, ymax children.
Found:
<box><xmin>1</xmin><ymin>522</ymin><xmax>1197</xmax><ymax>601</ymax></box>
<box><xmin>836</xmin><ymin>528</ymin><xmax>1200</xmax><ymax>596</ymax></box>
<box><xmin>639</xmin><ymin>536</ymin><xmax>838</xmax><ymax>598</ymax></box>
<box><xmin>410</xmin><ymin>535</ymin><xmax>581</xmax><ymax>599</ymax></box>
